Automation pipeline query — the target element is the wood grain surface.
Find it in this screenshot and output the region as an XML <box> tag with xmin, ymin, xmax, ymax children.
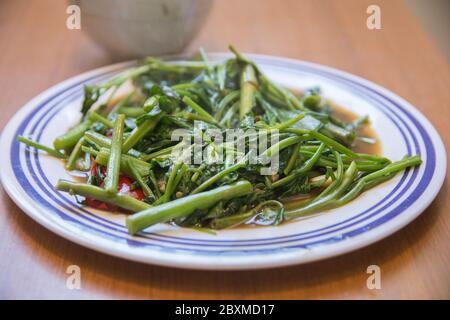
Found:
<box><xmin>0</xmin><ymin>0</ymin><xmax>449</xmax><ymax>299</ymax></box>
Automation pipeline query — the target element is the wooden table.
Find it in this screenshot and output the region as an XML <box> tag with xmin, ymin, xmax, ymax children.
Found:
<box><xmin>0</xmin><ymin>0</ymin><xmax>449</xmax><ymax>299</ymax></box>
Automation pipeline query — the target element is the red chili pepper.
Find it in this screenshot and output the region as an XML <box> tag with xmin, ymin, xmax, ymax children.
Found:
<box><xmin>89</xmin><ymin>159</ymin><xmax>106</xmax><ymax>179</ymax></box>
<box><xmin>85</xmin><ymin>197</ymin><xmax>116</xmax><ymax>211</ymax></box>
<box><xmin>85</xmin><ymin>171</ymin><xmax>145</xmax><ymax>210</ymax></box>
<box><xmin>90</xmin><ymin>159</ymin><xmax>97</xmax><ymax>176</ymax></box>
<box><xmin>117</xmin><ymin>176</ymin><xmax>132</xmax><ymax>194</ymax></box>
<box><xmin>105</xmin><ymin>129</ymin><xmax>113</xmax><ymax>138</ymax></box>
<box><xmin>128</xmin><ymin>188</ymin><xmax>145</xmax><ymax>201</ymax></box>
<box><xmin>118</xmin><ymin>175</ymin><xmax>145</xmax><ymax>201</ymax></box>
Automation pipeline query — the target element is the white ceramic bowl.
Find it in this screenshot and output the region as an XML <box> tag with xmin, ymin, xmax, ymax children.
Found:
<box><xmin>73</xmin><ymin>0</ymin><xmax>212</xmax><ymax>59</ymax></box>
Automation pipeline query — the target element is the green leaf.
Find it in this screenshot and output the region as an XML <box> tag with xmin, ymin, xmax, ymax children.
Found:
<box><xmin>252</xmin><ymin>200</ymin><xmax>284</xmax><ymax>226</ymax></box>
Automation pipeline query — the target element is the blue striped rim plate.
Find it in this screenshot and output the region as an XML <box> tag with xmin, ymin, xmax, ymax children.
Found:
<box><xmin>0</xmin><ymin>54</ymin><xmax>446</xmax><ymax>270</ymax></box>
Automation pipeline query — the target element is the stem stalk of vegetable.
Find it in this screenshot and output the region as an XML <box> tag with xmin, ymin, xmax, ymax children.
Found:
<box><xmin>55</xmin><ymin>180</ymin><xmax>151</xmax><ymax>212</ymax></box>
<box><xmin>239</xmin><ymin>64</ymin><xmax>257</xmax><ymax>119</ymax></box>
<box><xmin>126</xmin><ymin>180</ymin><xmax>253</xmax><ymax>234</ymax></box>
<box><xmin>104</xmin><ymin>114</ymin><xmax>125</xmax><ymax>193</ymax></box>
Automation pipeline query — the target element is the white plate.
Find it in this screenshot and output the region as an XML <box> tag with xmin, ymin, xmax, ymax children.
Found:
<box><xmin>0</xmin><ymin>54</ymin><xmax>446</xmax><ymax>270</ymax></box>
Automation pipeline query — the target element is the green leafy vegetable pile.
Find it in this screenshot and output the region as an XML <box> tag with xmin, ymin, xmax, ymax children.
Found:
<box><xmin>17</xmin><ymin>47</ymin><xmax>422</xmax><ymax>235</ymax></box>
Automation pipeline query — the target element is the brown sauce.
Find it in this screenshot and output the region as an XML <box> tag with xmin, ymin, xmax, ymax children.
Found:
<box><xmin>329</xmin><ymin>102</ymin><xmax>381</xmax><ymax>155</ymax></box>
<box><xmin>283</xmin><ymin>192</ymin><xmax>319</xmax><ymax>211</ymax></box>
<box><xmin>289</xmin><ymin>88</ymin><xmax>381</xmax><ymax>155</ymax></box>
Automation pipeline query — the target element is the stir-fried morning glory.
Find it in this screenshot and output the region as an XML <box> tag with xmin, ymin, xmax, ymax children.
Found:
<box><xmin>17</xmin><ymin>46</ymin><xmax>422</xmax><ymax>235</ymax></box>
